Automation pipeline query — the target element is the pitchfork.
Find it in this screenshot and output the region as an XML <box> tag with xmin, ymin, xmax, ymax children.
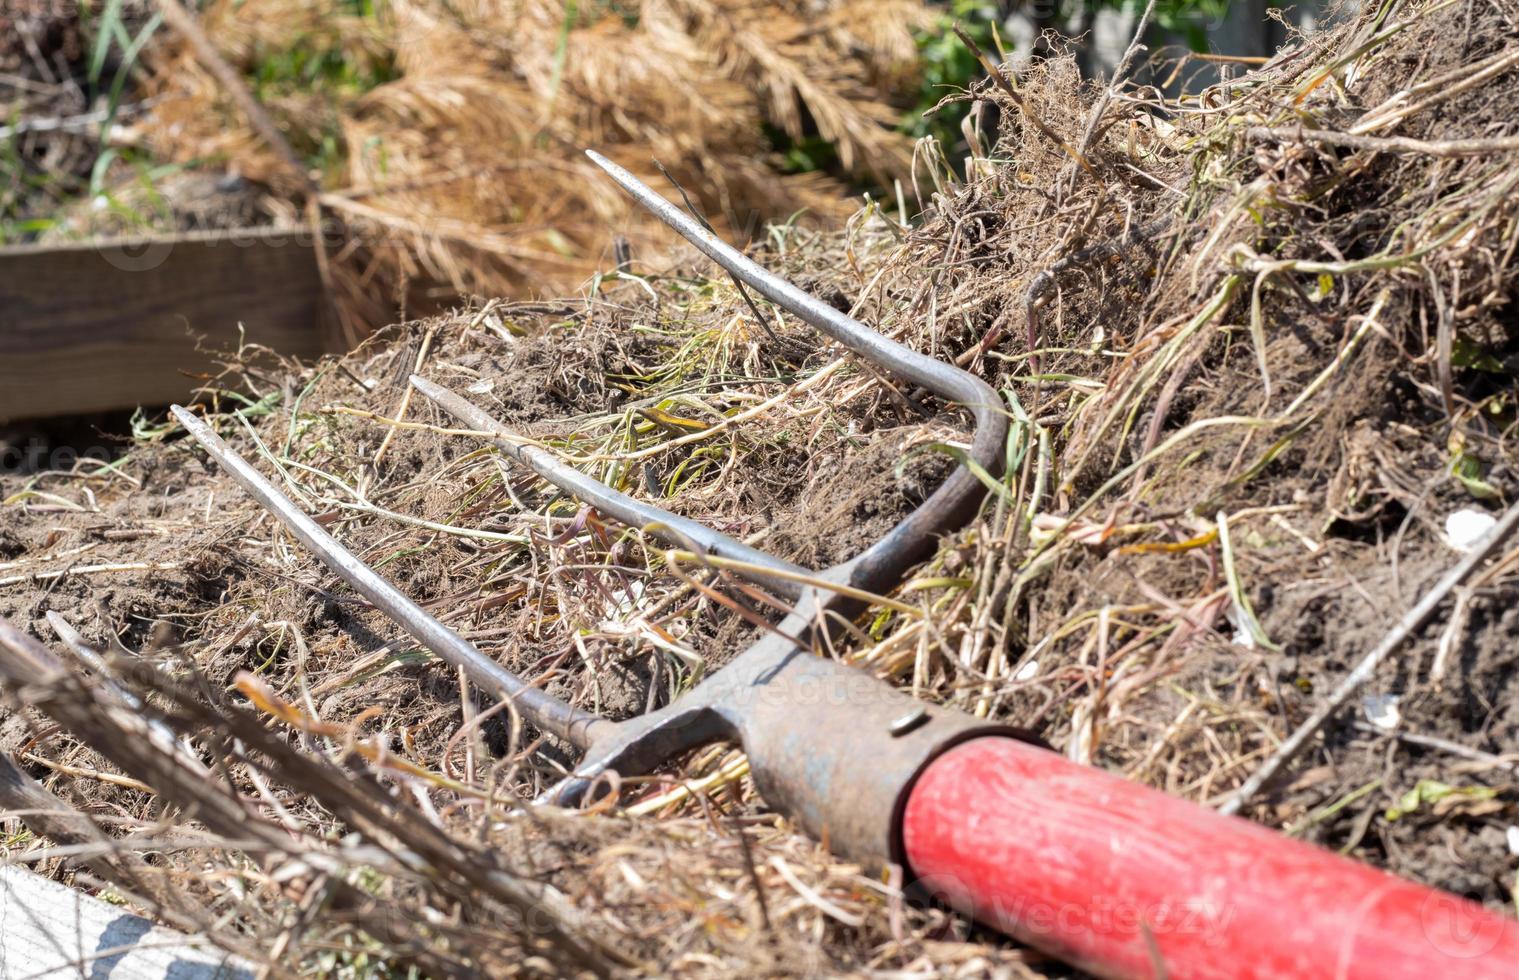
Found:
<box><xmin>172</xmin><ymin>152</ymin><xmax>1519</xmax><ymax>979</ymax></box>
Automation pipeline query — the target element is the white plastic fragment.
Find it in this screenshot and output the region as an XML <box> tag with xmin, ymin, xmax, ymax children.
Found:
<box><xmin>467</xmin><ymin>378</ymin><xmax>496</xmax><ymax>395</ymax></box>
<box><xmin>1444</xmin><ymin>508</ymin><xmax>1497</xmax><ymax>553</ymax></box>
<box><xmin>1506</xmin><ymin>826</ymin><xmax>1519</xmax><ymax>857</ymax></box>
<box><xmin>1361</xmin><ymin>693</ymin><xmax>1401</xmax><ymax>732</ymax></box>
<box><xmin>1013</xmin><ymin>659</ymin><xmax>1040</xmax><ymax>682</ymax></box>
<box><xmin>604</xmin><ymin>579</ymin><xmax>646</xmax><ymax>617</ymax></box>
<box><xmin>1226</xmin><ymin>605</ymin><xmax>1256</xmax><ymax>649</ymax></box>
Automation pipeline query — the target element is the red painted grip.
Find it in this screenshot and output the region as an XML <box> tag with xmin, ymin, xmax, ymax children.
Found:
<box><xmin>903</xmin><ymin>737</ymin><xmax>1519</xmax><ymax>979</ymax></box>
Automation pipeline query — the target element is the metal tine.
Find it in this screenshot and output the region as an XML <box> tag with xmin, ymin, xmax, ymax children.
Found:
<box><xmin>409</xmin><ymin>375</ymin><xmax>808</xmax><ymax>599</ymax></box>
<box><xmin>168</xmin><ymin>155</ymin><xmax>1008</xmax><ymax>813</ymax></box>
<box><xmin>171</xmin><ymin>406</ymin><xmax>607</xmax><ymax>750</ymax></box>
<box><xmin>584</xmin><ymin>150</ymin><xmax>1007</xmax><ymax>589</ymax></box>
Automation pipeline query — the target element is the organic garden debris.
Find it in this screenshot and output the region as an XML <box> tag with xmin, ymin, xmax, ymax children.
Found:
<box><xmin>3</xmin><ymin>1</ymin><xmax>1519</xmax><ymax>974</ymax></box>
<box><xmin>129</xmin><ymin>0</ymin><xmax>935</xmax><ymax>312</ymax></box>
<box><xmin>1</xmin><ymin>0</ymin><xmax>150</xmax><ymax>235</ymax></box>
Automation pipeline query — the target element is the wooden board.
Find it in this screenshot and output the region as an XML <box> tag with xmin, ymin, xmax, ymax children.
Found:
<box><xmin>0</xmin><ymin>227</ymin><xmax>334</xmax><ymax>423</ymax></box>
<box><xmin>0</xmin><ymin>866</ymin><xmax>253</xmax><ymax>978</ymax></box>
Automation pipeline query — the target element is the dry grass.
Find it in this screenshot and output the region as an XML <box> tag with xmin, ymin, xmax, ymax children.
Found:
<box><xmin>2</xmin><ymin>1</ymin><xmax>1519</xmax><ymax>974</ymax></box>
<box><xmin>134</xmin><ymin>0</ymin><xmax>931</xmax><ymax>316</ymax></box>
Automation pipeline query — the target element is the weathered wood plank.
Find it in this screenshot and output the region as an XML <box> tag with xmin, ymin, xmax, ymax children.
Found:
<box><xmin>0</xmin><ymin>866</ymin><xmax>253</xmax><ymax>979</ymax></box>
<box><xmin>0</xmin><ymin>228</ymin><xmax>333</xmax><ymax>423</ymax></box>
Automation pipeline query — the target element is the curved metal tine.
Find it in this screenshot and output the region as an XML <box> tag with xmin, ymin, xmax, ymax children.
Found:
<box><xmin>171</xmin><ymin>406</ymin><xmax>607</xmax><ymax>750</ymax></box>
<box><xmin>585</xmin><ymin>150</ymin><xmax>1009</xmax><ymax>588</ymax></box>
<box><xmin>409</xmin><ymin>375</ymin><xmax>809</xmax><ymax>600</ymax></box>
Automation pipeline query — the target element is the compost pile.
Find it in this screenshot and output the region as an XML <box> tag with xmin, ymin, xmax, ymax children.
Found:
<box><xmin>3</xmin><ymin>2</ymin><xmax>1518</xmax><ymax>975</ymax></box>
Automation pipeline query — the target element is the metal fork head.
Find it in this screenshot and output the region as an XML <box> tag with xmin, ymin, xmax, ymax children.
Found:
<box><xmin>180</xmin><ymin>153</ymin><xmax>1015</xmax><ymax>870</ymax></box>
<box><xmin>580</xmin><ymin>150</ymin><xmax>1007</xmax><ymax>598</ymax></box>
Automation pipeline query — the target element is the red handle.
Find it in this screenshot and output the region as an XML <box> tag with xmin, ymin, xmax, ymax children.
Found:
<box><xmin>903</xmin><ymin>737</ymin><xmax>1519</xmax><ymax>979</ymax></box>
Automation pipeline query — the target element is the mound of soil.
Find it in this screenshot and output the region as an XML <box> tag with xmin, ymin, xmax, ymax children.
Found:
<box><xmin>0</xmin><ymin>3</ymin><xmax>1516</xmax><ymax>975</ymax></box>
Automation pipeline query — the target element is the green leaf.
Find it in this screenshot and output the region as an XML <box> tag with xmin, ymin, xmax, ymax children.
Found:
<box><xmin>896</xmin><ymin>441</ymin><xmax>1013</xmax><ymax>503</ymax></box>
<box><xmin>1384</xmin><ymin>780</ymin><xmax>1498</xmax><ymax>821</ymax></box>
<box><xmin>1217</xmin><ymin>510</ymin><xmax>1280</xmax><ymax>652</ymax></box>
<box><xmin>1451</xmin><ymin>452</ymin><xmax>1501</xmax><ymax>501</ymax></box>
<box><xmin>1451</xmin><ymin>336</ymin><xmax>1505</xmax><ymax>372</ymax></box>
<box><xmin>104</xmin><ymin>10</ymin><xmax>162</xmax><ymax>126</ymax></box>
<box><xmin>89</xmin><ymin>147</ymin><xmax>119</xmax><ymax>197</ymax></box>
<box><xmin>88</xmin><ymin>0</ymin><xmax>125</xmax><ymax>84</ymax></box>
<box><xmin>543</xmin><ymin>227</ymin><xmax>576</xmax><ymax>257</ymax></box>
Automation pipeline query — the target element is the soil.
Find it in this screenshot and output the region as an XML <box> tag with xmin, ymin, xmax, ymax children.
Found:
<box><xmin>1</xmin><ymin>3</ymin><xmax>1518</xmax><ymax>975</ymax></box>
<box><xmin>0</xmin><ymin>243</ymin><xmax>965</xmax><ymax>768</ymax></box>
